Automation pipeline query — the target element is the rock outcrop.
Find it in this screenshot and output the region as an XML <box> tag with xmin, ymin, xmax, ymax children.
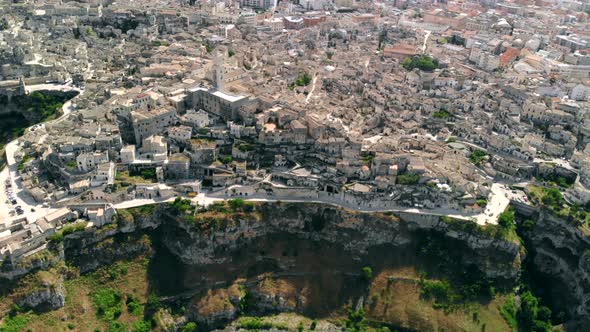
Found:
<box><xmin>16</xmin><ymin>273</ymin><xmax>66</xmax><ymax>311</ymax></box>
<box><xmin>161</xmin><ymin>204</ymin><xmax>522</xmax><ymax>282</ymax></box>
<box><xmin>520</xmin><ymin>209</ymin><xmax>590</xmax><ymax>328</ymax></box>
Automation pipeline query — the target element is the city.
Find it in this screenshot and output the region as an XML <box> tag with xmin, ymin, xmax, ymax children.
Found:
<box><xmin>0</xmin><ymin>0</ymin><xmax>589</xmax><ymax>331</ymax></box>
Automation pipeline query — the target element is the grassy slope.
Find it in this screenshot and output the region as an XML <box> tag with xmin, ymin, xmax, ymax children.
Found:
<box><xmin>365</xmin><ymin>267</ymin><xmax>513</xmax><ymax>332</ymax></box>
<box><xmin>5</xmin><ymin>258</ymin><xmax>151</xmax><ymax>332</ymax></box>
<box><xmin>0</xmin><ymin>261</ymin><xmax>515</xmax><ymax>332</ymax></box>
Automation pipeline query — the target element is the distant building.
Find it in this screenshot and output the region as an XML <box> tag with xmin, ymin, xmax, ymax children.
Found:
<box><xmin>131</xmin><ymin>108</ymin><xmax>177</xmax><ymax>145</ymax></box>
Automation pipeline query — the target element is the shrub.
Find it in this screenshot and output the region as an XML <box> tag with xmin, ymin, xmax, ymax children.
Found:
<box><xmin>421</xmin><ymin>279</ymin><xmax>452</xmax><ymax>304</ymax></box>
<box><xmin>107</xmin><ymin>322</ymin><xmax>127</xmax><ymax>332</ymax></box>
<box><xmin>228</xmin><ymin>198</ymin><xmax>246</xmax><ymax>210</ymax></box>
<box><xmin>132</xmin><ymin>320</ymin><xmax>151</xmax><ymax>332</ymax></box>
<box><xmin>48</xmin><ymin>232</ymin><xmax>64</xmax><ymax>243</ymax></box>
<box><xmin>93</xmin><ymin>288</ymin><xmax>123</xmax><ymax>321</ymax></box>
<box><xmin>500</xmin><ymin>295</ymin><xmax>518</xmax><ymax>329</ymax></box>
<box><xmin>140</xmin><ymin>168</ymin><xmax>157</xmax><ymax>181</ymax></box>
<box><xmin>182</xmin><ymin>322</ymin><xmax>198</xmax><ymax>332</ymax></box>
<box><xmin>518</xmin><ymin>291</ymin><xmax>552</xmax><ymax>332</ymax></box>
<box><xmin>169</xmin><ymin>196</ymin><xmax>192</xmax><ymax>214</ymax></box>
<box><xmin>237</xmin><ymin>317</ymin><xmax>274</xmax><ymax>330</ymax></box>
<box><xmin>397</xmin><ymin>173</ymin><xmax>420</xmax><ymax>185</ymax></box>
<box><xmin>310</xmin><ymin>320</ymin><xmax>317</xmax><ymax>330</ymax></box>
<box><xmin>498</xmin><ymin>208</ymin><xmax>515</xmax><ymax>230</ymax></box>
<box><xmin>432</xmin><ymin>110</ymin><xmax>450</xmax><ymax>119</ymax></box>
<box><xmin>361</xmin><ymin>266</ymin><xmax>373</xmax><ymax>281</ymax></box>
<box><xmin>344</xmin><ymin>308</ymin><xmax>367</xmax><ymax>332</ymax></box>
<box><xmin>0</xmin><ymin>314</ymin><xmax>31</xmax><ymax>332</ymax></box>
<box><xmin>476</xmin><ymin>199</ymin><xmax>487</xmax><ymax>207</ymax></box>
<box><xmin>294</xmin><ymin>73</ymin><xmax>312</xmax><ymax>86</ymax></box>
<box><xmin>402</xmin><ymin>55</ymin><xmax>439</xmax><ymax>72</ymax></box>
<box><xmin>469</xmin><ymin>149</ymin><xmax>488</xmax><ymax>165</ymax></box>
<box><xmin>62</xmin><ymin>222</ymin><xmax>87</xmax><ymax>235</ymax></box>
<box><xmin>145</xmin><ymin>293</ymin><xmax>162</xmax><ymax>314</ymax></box>
<box><xmin>126</xmin><ymin>295</ymin><xmax>144</xmax><ymax>317</ymax></box>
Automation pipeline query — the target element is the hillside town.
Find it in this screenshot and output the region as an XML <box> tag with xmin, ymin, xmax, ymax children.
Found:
<box><xmin>1</xmin><ymin>0</ymin><xmax>590</xmax><ymax>270</ymax></box>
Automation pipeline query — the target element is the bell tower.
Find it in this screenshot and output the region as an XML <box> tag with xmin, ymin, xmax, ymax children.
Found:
<box><xmin>214</xmin><ymin>49</ymin><xmax>224</xmax><ymax>91</ymax></box>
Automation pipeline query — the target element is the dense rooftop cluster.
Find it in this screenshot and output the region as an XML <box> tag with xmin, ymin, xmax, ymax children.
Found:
<box><xmin>1</xmin><ymin>0</ymin><xmax>590</xmax><ymax>267</ymax></box>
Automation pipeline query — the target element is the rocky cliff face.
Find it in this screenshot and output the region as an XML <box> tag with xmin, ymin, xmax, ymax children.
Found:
<box><xmin>161</xmin><ymin>204</ymin><xmax>522</xmax><ymax>282</ymax></box>
<box><xmin>60</xmin><ymin>212</ymin><xmax>158</xmax><ymax>273</ymax></box>
<box><xmin>16</xmin><ymin>280</ymin><xmax>65</xmax><ymax>311</ymax></box>
<box><xmin>520</xmin><ymin>209</ymin><xmax>590</xmax><ymax>328</ymax></box>
<box><xmin>155</xmin><ymin>203</ymin><xmax>523</xmax><ymax>328</ymax></box>
<box><xmin>2</xmin><ymin>202</ymin><xmax>526</xmax><ymax>329</ymax></box>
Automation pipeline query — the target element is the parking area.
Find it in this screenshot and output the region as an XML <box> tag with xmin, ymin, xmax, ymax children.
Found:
<box><xmin>0</xmin><ymin>168</ymin><xmax>25</xmax><ymax>222</ymax></box>
<box><xmin>1</xmin><ymin>142</ymin><xmax>56</xmax><ymax>228</ymax></box>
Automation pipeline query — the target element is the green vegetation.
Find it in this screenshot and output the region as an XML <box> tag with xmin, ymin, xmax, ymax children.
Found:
<box><xmin>290</xmin><ymin>72</ymin><xmax>312</xmax><ymax>88</ymax></box>
<box><xmin>361</xmin><ymin>266</ymin><xmax>373</xmax><ymax>281</ymax></box>
<box><xmin>132</xmin><ymin>320</ymin><xmax>151</xmax><ymax>332</ymax></box>
<box><xmin>498</xmin><ymin>208</ymin><xmax>515</xmax><ymax>230</ymax></box>
<box><xmin>65</xmin><ymin>160</ymin><xmax>77</xmax><ymax>170</ymax></box>
<box><xmin>439</xmin><ymin>215</ymin><xmax>518</xmax><ymax>243</ymax></box>
<box><xmin>169</xmin><ymin>196</ymin><xmax>193</xmax><ymax>215</ymax></box>
<box><xmin>228</xmin><ymin>198</ymin><xmax>255</xmax><ymax>212</ymax></box>
<box><xmin>476</xmin><ymin>199</ymin><xmax>488</xmax><ymax>208</ymax></box>
<box><xmin>115</xmin><ymin>170</ymin><xmax>157</xmax><ymax>185</ymax></box>
<box><xmin>536</xmin><ymin>172</ymin><xmax>574</xmax><ymax>188</ymax></box>
<box><xmin>432</xmin><ymin>110</ymin><xmax>450</xmax><ymax>119</ymax></box>
<box><xmin>48</xmin><ymin>222</ymin><xmax>87</xmax><ymax>243</ymax></box>
<box><xmin>0</xmin><ymin>313</ymin><xmax>32</xmax><ymax>332</ymax></box>
<box><xmin>126</xmin><ymin>295</ymin><xmax>144</xmax><ymax>317</ymax></box>
<box><xmin>93</xmin><ymin>288</ymin><xmax>123</xmax><ymax>321</ymax></box>
<box><xmin>228</xmin><ymin>49</ymin><xmax>235</xmax><ymax>57</ymax></box>
<box><xmin>528</xmin><ymin>185</ymin><xmax>590</xmax><ymax>226</ymax></box>
<box><xmin>396</xmin><ymin>172</ymin><xmax>420</xmax><ymax>185</ymax></box>
<box><xmin>518</xmin><ymin>291</ymin><xmax>552</xmax><ymax>332</ymax></box>
<box><xmin>310</xmin><ymin>320</ymin><xmax>317</xmax><ymax>330</ymax></box>
<box><xmin>237</xmin><ymin>143</ymin><xmax>255</xmax><ymax>152</ymax></box>
<box><xmin>402</xmin><ymin>55</ymin><xmax>439</xmax><ymax>72</ymax></box>
<box><xmin>220</xmin><ymin>156</ymin><xmax>233</xmax><ymax>164</ymax></box>
<box><xmin>361</xmin><ymin>154</ymin><xmax>374</xmax><ymax>165</ymax></box>
<box><xmin>499</xmin><ymin>295</ymin><xmax>518</xmax><ymax>329</ymax></box>
<box><xmin>17</xmin><ymin>155</ymin><xmax>32</xmax><ymax>172</ymax></box>
<box><xmin>244</xmin><ymin>63</ymin><xmax>252</xmax><ymax>70</ymax></box>
<box><xmin>182</xmin><ymin>322</ymin><xmax>198</xmax><ymax>332</ymax></box>
<box><xmin>12</xmin><ymin>91</ymin><xmax>68</xmax><ymax>121</ymax></box>
<box><xmin>343</xmin><ymin>308</ymin><xmax>367</xmax><ymax>332</ymax></box>
<box><xmin>128</xmin><ymin>204</ymin><xmax>157</xmax><ymax>218</ymax></box>
<box><xmin>469</xmin><ymin>149</ymin><xmax>488</xmax><ymax>166</ymax></box>
<box><xmin>237</xmin><ymin>317</ymin><xmax>288</xmax><ymax>330</ymax></box>
<box><xmin>419</xmin><ymin>275</ymin><xmax>495</xmax><ymax>312</ymax></box>
<box><xmin>139</xmin><ymin>168</ymin><xmax>157</xmax><ymax>181</ymax></box>
<box><xmin>152</xmin><ymin>40</ymin><xmax>170</xmax><ymax>47</ymax></box>
<box><xmin>205</xmin><ymin>43</ymin><xmax>215</xmax><ymax>53</ymax></box>
<box><xmin>0</xmin><ymin>91</ymin><xmax>74</xmax><ymax>150</ymax></box>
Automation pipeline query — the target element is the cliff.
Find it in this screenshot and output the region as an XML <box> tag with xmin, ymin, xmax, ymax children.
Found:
<box><xmin>519</xmin><ymin>209</ymin><xmax>590</xmax><ymax>329</ymax></box>
<box><xmin>0</xmin><ymin>202</ymin><xmax>527</xmax><ymax>331</ymax></box>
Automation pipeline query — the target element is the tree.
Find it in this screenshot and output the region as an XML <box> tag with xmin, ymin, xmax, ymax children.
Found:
<box><xmin>361</xmin><ymin>266</ymin><xmax>373</xmax><ymax>281</ymax></box>
<box><xmin>518</xmin><ymin>291</ymin><xmax>552</xmax><ymax>332</ymax></box>
<box><xmin>345</xmin><ymin>308</ymin><xmax>367</xmax><ymax>332</ymax></box>
<box><xmin>402</xmin><ymin>55</ymin><xmax>439</xmax><ymax>72</ymax></box>
<box><xmin>182</xmin><ymin>322</ymin><xmax>198</xmax><ymax>332</ymax></box>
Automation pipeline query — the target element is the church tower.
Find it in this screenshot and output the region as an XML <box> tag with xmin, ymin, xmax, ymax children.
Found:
<box><xmin>214</xmin><ymin>49</ymin><xmax>224</xmax><ymax>91</ymax></box>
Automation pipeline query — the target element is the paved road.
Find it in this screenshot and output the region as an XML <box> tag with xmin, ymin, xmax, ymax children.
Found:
<box><xmin>113</xmin><ymin>189</ymin><xmax>509</xmax><ymax>225</ymax></box>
